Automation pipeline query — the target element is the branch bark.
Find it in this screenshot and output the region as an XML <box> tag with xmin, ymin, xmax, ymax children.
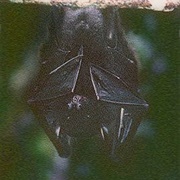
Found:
<box><xmin>5</xmin><ymin>0</ymin><xmax>180</xmax><ymax>11</ymax></box>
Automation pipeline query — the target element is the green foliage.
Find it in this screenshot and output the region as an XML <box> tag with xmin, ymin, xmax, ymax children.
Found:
<box><xmin>0</xmin><ymin>3</ymin><xmax>179</xmax><ymax>179</ymax></box>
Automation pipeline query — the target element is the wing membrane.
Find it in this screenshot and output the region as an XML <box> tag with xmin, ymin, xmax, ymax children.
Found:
<box><xmin>29</xmin><ymin>55</ymin><xmax>82</xmax><ymax>102</ymax></box>
<box><xmin>90</xmin><ymin>64</ymin><xmax>148</xmax><ymax>108</ymax></box>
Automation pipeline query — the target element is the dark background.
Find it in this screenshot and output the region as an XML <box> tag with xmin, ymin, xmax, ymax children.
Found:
<box><xmin>0</xmin><ymin>3</ymin><xmax>179</xmax><ymax>180</ymax></box>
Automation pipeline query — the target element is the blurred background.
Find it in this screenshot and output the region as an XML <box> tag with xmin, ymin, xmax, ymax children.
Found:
<box><xmin>0</xmin><ymin>3</ymin><xmax>179</xmax><ymax>180</ymax></box>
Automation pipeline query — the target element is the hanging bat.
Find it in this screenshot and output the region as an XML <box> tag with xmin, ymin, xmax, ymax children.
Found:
<box><xmin>27</xmin><ymin>5</ymin><xmax>148</xmax><ymax>158</ymax></box>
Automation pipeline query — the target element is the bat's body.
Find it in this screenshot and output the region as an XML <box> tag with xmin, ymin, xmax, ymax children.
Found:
<box><xmin>28</xmin><ymin>6</ymin><xmax>148</xmax><ymax>158</ymax></box>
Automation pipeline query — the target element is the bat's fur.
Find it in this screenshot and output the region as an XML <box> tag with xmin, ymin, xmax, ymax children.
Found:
<box><xmin>27</xmin><ymin>5</ymin><xmax>148</xmax><ymax>158</ymax></box>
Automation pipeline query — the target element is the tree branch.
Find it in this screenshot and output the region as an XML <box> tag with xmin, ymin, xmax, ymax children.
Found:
<box><xmin>6</xmin><ymin>0</ymin><xmax>180</xmax><ymax>11</ymax></box>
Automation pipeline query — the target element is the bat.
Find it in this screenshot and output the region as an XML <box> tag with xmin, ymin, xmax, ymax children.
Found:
<box><xmin>27</xmin><ymin>5</ymin><xmax>148</xmax><ymax>158</ymax></box>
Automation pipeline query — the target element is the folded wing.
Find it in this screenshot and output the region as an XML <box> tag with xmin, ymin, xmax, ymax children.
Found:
<box><xmin>90</xmin><ymin>64</ymin><xmax>148</xmax><ymax>108</ymax></box>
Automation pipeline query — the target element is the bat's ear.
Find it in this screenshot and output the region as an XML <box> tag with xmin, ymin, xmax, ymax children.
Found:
<box><xmin>51</xmin><ymin>5</ymin><xmax>64</xmax><ymax>27</ymax></box>
<box><xmin>102</xmin><ymin>7</ymin><xmax>117</xmax><ymax>49</ymax></box>
<box><xmin>103</xmin><ymin>7</ymin><xmax>137</xmax><ymax>63</ymax></box>
<box><xmin>48</xmin><ymin>5</ymin><xmax>64</xmax><ymax>43</ymax></box>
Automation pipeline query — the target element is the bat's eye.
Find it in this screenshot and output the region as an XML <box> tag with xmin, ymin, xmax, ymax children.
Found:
<box><xmin>75</xmin><ymin>20</ymin><xmax>89</xmax><ymax>31</ymax></box>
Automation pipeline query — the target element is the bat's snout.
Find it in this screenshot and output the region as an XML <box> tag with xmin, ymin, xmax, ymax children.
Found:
<box><xmin>68</xmin><ymin>95</ymin><xmax>88</xmax><ymax>110</ymax></box>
